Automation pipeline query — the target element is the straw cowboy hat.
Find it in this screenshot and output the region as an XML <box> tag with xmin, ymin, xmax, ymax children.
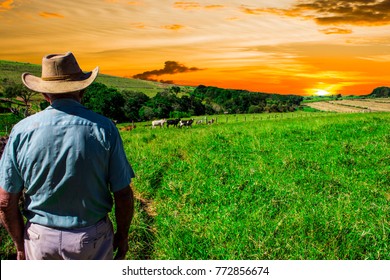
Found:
<box><xmin>22</xmin><ymin>52</ymin><xmax>99</xmax><ymax>94</ymax></box>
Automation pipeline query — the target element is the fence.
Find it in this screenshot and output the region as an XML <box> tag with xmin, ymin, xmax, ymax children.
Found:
<box><xmin>196</xmin><ymin>111</ymin><xmax>343</xmax><ymax>126</ymax></box>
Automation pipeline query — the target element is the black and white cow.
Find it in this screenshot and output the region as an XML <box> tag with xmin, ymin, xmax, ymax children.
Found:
<box><xmin>166</xmin><ymin>118</ymin><xmax>181</xmax><ymax>128</ymax></box>
<box><xmin>179</xmin><ymin>119</ymin><xmax>194</xmax><ymax>128</ymax></box>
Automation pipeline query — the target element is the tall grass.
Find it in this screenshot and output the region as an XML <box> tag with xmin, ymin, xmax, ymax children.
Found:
<box><xmin>123</xmin><ymin>112</ymin><xmax>390</xmax><ymax>260</ymax></box>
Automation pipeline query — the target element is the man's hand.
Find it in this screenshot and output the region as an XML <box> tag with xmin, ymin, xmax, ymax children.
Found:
<box><xmin>0</xmin><ymin>187</ymin><xmax>25</xmax><ymax>260</ymax></box>
<box><xmin>113</xmin><ymin>185</ymin><xmax>134</xmax><ymax>260</ymax></box>
<box><xmin>113</xmin><ymin>233</ymin><xmax>129</xmax><ymax>260</ymax></box>
<box><xmin>16</xmin><ymin>250</ymin><xmax>26</xmax><ymax>260</ymax></box>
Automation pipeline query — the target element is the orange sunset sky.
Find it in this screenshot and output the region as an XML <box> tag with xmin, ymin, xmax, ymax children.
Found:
<box><xmin>1</xmin><ymin>0</ymin><xmax>389</xmax><ymax>95</ymax></box>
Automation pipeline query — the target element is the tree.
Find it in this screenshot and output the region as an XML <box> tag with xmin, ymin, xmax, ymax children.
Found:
<box><xmin>83</xmin><ymin>82</ymin><xmax>126</xmax><ymax>122</ymax></box>
<box><xmin>170</xmin><ymin>86</ymin><xmax>181</xmax><ymax>95</ymax></box>
<box><xmin>146</xmin><ymin>90</ymin><xmax>179</xmax><ymax>118</ymax></box>
<box><xmin>248</xmin><ymin>105</ymin><xmax>264</xmax><ymax>114</ymax></box>
<box><xmin>1</xmin><ymin>79</ymin><xmax>38</xmax><ymax>117</ymax></box>
<box><xmin>139</xmin><ymin>106</ymin><xmax>155</xmax><ymax>120</ymax></box>
<box><xmin>122</xmin><ymin>90</ymin><xmax>150</xmax><ymax>121</ymax></box>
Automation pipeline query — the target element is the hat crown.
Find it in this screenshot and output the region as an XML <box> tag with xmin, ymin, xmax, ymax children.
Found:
<box><xmin>41</xmin><ymin>52</ymin><xmax>83</xmax><ymax>81</ymax></box>
<box><xmin>22</xmin><ymin>51</ymin><xmax>99</xmax><ymax>94</ymax></box>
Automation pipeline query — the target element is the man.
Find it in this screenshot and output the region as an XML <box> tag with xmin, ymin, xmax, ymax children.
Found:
<box><xmin>0</xmin><ymin>52</ymin><xmax>135</xmax><ymax>260</ymax></box>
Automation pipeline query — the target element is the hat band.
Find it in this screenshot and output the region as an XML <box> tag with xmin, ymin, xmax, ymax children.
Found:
<box><xmin>41</xmin><ymin>71</ymin><xmax>84</xmax><ymax>81</ymax></box>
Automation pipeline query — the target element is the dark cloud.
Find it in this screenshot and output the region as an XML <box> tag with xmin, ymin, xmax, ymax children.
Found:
<box><xmin>241</xmin><ymin>0</ymin><xmax>390</xmax><ymax>27</ymax></box>
<box><xmin>309</xmin><ymin>0</ymin><xmax>390</xmax><ymax>25</ymax></box>
<box><xmin>133</xmin><ymin>61</ymin><xmax>203</xmax><ymax>81</ymax></box>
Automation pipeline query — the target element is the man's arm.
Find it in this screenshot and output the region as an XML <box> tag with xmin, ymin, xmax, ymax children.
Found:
<box><xmin>0</xmin><ymin>187</ymin><xmax>25</xmax><ymax>260</ymax></box>
<box><xmin>113</xmin><ymin>184</ymin><xmax>134</xmax><ymax>260</ymax></box>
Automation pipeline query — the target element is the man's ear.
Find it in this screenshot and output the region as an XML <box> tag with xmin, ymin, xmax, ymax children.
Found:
<box><xmin>41</xmin><ymin>93</ymin><xmax>51</xmax><ymax>103</ymax></box>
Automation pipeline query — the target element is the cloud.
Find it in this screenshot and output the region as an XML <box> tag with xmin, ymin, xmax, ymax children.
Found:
<box><xmin>174</xmin><ymin>1</ymin><xmax>201</xmax><ymax>10</ymax></box>
<box><xmin>204</xmin><ymin>5</ymin><xmax>224</xmax><ymax>9</ymax></box>
<box><xmin>358</xmin><ymin>54</ymin><xmax>390</xmax><ymax>62</ymax></box>
<box><xmin>240</xmin><ymin>0</ymin><xmax>390</xmax><ymax>26</ymax></box>
<box><xmin>0</xmin><ymin>0</ymin><xmax>13</xmax><ymax>12</ymax></box>
<box><xmin>240</xmin><ymin>6</ymin><xmax>303</xmax><ymax>17</ymax></box>
<box><xmin>162</xmin><ymin>24</ymin><xmax>185</xmax><ymax>31</ymax></box>
<box><xmin>319</xmin><ymin>27</ymin><xmax>353</xmax><ymax>34</ymax></box>
<box><xmin>174</xmin><ymin>1</ymin><xmax>224</xmax><ymax>10</ymax></box>
<box><xmin>39</xmin><ymin>12</ymin><xmax>64</xmax><ymax>19</ymax></box>
<box><xmin>129</xmin><ymin>22</ymin><xmax>146</xmax><ymax>29</ymax></box>
<box><xmin>133</xmin><ymin>61</ymin><xmax>203</xmax><ymax>81</ymax></box>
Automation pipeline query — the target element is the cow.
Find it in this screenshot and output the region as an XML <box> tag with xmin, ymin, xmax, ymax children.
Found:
<box><xmin>207</xmin><ymin>118</ymin><xmax>215</xmax><ymax>125</ymax></box>
<box><xmin>120</xmin><ymin>125</ymin><xmax>136</xmax><ymax>132</ymax></box>
<box><xmin>179</xmin><ymin>119</ymin><xmax>194</xmax><ymax>128</ymax></box>
<box><xmin>152</xmin><ymin>119</ymin><xmax>166</xmax><ymax>128</ymax></box>
<box><xmin>196</xmin><ymin>120</ymin><xmax>203</xmax><ymax>125</ymax></box>
<box><xmin>166</xmin><ymin>118</ymin><xmax>181</xmax><ymax>128</ymax></box>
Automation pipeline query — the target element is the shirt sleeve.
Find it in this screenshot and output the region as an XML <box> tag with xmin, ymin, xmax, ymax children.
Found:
<box><xmin>108</xmin><ymin>126</ymin><xmax>135</xmax><ymax>192</ymax></box>
<box><xmin>0</xmin><ymin>134</ymin><xmax>24</xmax><ymax>193</ymax></box>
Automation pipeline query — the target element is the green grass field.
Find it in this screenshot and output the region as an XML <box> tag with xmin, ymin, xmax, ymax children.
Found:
<box><xmin>1</xmin><ymin>112</ymin><xmax>389</xmax><ymax>260</ymax></box>
<box><xmin>122</xmin><ymin>112</ymin><xmax>390</xmax><ymax>260</ymax></box>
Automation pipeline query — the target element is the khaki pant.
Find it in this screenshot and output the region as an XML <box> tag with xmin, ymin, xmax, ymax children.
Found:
<box><xmin>24</xmin><ymin>217</ymin><xmax>114</xmax><ymax>260</ymax></box>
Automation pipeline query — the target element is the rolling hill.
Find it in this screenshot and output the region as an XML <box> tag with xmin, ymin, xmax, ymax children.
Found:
<box><xmin>0</xmin><ymin>60</ymin><xmax>186</xmax><ymax>97</ymax></box>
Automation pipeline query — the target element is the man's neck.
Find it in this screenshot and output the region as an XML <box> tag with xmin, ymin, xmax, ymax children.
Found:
<box><xmin>42</xmin><ymin>93</ymin><xmax>82</xmax><ymax>104</ymax></box>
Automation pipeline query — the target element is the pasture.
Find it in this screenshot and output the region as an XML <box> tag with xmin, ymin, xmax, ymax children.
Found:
<box><xmin>1</xmin><ymin>111</ymin><xmax>389</xmax><ymax>260</ymax></box>
<box><xmin>305</xmin><ymin>98</ymin><xmax>390</xmax><ymax>113</ymax></box>
<box><xmin>121</xmin><ymin>112</ymin><xmax>390</xmax><ymax>260</ymax></box>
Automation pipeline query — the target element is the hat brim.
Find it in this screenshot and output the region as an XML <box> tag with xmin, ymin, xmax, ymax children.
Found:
<box><xmin>21</xmin><ymin>67</ymin><xmax>99</xmax><ymax>94</ymax></box>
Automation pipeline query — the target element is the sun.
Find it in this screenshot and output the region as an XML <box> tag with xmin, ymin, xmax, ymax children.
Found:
<box><xmin>315</xmin><ymin>89</ymin><xmax>330</xmax><ymax>96</ymax></box>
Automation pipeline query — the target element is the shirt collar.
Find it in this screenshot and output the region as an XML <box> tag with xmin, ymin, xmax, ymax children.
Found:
<box><xmin>50</xmin><ymin>98</ymin><xmax>84</xmax><ymax>109</ymax></box>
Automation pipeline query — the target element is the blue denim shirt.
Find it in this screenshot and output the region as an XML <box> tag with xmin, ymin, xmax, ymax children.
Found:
<box><xmin>0</xmin><ymin>99</ymin><xmax>135</xmax><ymax>228</ymax></box>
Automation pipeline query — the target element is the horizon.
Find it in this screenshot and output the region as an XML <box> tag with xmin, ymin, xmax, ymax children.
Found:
<box><xmin>1</xmin><ymin>0</ymin><xmax>390</xmax><ymax>96</ymax></box>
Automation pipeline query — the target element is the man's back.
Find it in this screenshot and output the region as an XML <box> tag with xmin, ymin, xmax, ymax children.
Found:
<box><xmin>1</xmin><ymin>98</ymin><xmax>133</xmax><ymax>229</ymax></box>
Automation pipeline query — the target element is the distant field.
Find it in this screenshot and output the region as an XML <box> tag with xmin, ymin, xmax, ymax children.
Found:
<box><xmin>305</xmin><ymin>98</ymin><xmax>390</xmax><ymax>113</ymax></box>
<box><xmin>0</xmin><ymin>60</ymin><xmax>189</xmax><ymax>97</ymax></box>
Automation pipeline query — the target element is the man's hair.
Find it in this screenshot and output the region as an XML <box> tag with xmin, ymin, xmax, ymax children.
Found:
<box><xmin>45</xmin><ymin>90</ymin><xmax>84</xmax><ymax>101</ymax></box>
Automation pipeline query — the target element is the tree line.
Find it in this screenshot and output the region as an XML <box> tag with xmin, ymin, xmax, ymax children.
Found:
<box><xmin>1</xmin><ymin>79</ymin><xmax>304</xmax><ymax>123</ymax></box>
<box><xmin>82</xmin><ymin>83</ymin><xmax>304</xmax><ymax>122</ymax></box>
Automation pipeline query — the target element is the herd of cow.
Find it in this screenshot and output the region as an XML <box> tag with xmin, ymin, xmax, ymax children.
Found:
<box><xmin>152</xmin><ymin>118</ymin><xmax>215</xmax><ymax>128</ymax></box>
